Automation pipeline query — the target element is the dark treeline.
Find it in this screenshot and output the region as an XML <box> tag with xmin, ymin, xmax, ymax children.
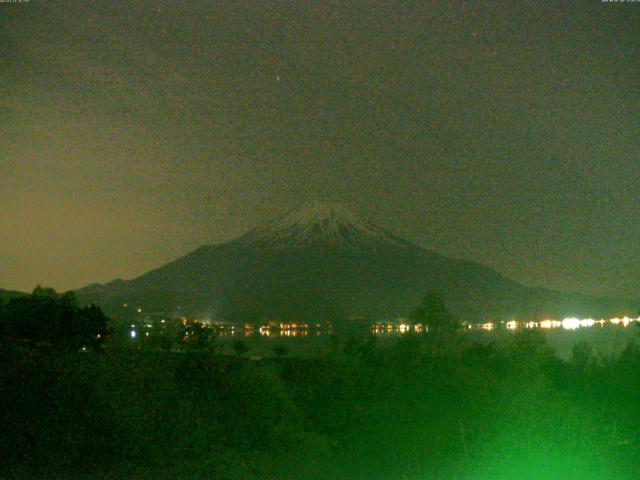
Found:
<box><xmin>2</xmin><ymin>290</ymin><xmax>640</xmax><ymax>479</ymax></box>
<box><xmin>0</xmin><ymin>286</ymin><xmax>109</xmax><ymax>351</ymax></box>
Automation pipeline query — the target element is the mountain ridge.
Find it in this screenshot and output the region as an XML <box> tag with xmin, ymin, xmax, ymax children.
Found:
<box><xmin>0</xmin><ymin>289</ymin><xmax>27</xmax><ymax>302</ymax></box>
<box><xmin>75</xmin><ymin>203</ymin><xmax>636</xmax><ymax>322</ymax></box>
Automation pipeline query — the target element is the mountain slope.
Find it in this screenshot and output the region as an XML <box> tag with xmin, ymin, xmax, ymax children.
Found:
<box><xmin>76</xmin><ymin>203</ymin><xmax>635</xmax><ymax>322</ymax></box>
<box><xmin>0</xmin><ymin>289</ymin><xmax>26</xmax><ymax>303</ymax></box>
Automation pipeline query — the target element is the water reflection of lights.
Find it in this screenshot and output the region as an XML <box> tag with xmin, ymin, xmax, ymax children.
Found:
<box><xmin>207</xmin><ymin>315</ymin><xmax>640</xmax><ymax>339</ymax></box>
<box><xmin>461</xmin><ymin>316</ymin><xmax>638</xmax><ymax>332</ymax></box>
<box><xmin>280</xmin><ymin>329</ymin><xmax>308</xmax><ymax>337</ymax></box>
<box><xmin>259</xmin><ymin>326</ymin><xmax>270</xmax><ymax>337</ymax></box>
<box><xmin>500</xmin><ymin>316</ymin><xmax>639</xmax><ymax>331</ymax></box>
<box><xmin>610</xmin><ymin>316</ymin><xmax>634</xmax><ymax>327</ymax></box>
<box><xmin>372</xmin><ymin>323</ymin><xmax>424</xmax><ymax>335</ymax></box>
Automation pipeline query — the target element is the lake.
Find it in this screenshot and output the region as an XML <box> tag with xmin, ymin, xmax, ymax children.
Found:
<box><xmin>210</xmin><ymin>316</ymin><xmax>640</xmax><ymax>360</ymax></box>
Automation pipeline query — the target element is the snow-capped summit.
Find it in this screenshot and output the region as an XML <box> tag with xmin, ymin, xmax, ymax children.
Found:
<box><xmin>271</xmin><ymin>202</ymin><xmax>364</xmax><ymax>230</ymax></box>
<box><xmin>241</xmin><ymin>201</ymin><xmax>404</xmax><ymax>249</ymax></box>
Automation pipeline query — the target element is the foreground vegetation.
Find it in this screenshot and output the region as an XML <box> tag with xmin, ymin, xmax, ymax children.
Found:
<box><xmin>2</xmin><ymin>290</ymin><xmax>640</xmax><ymax>479</ymax></box>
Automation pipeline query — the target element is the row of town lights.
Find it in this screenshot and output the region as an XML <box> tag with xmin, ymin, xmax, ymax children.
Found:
<box><xmin>490</xmin><ymin>316</ymin><xmax>639</xmax><ymax>332</ymax></box>
<box><xmin>126</xmin><ymin>312</ymin><xmax>639</xmax><ymax>340</ymax></box>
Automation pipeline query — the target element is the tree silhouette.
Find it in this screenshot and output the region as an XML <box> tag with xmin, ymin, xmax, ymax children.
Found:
<box><xmin>410</xmin><ymin>292</ymin><xmax>460</xmax><ymax>333</ymax></box>
<box><xmin>0</xmin><ymin>286</ymin><xmax>109</xmax><ymax>350</ymax></box>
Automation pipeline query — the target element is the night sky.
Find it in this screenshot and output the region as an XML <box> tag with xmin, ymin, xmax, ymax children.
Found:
<box><xmin>1</xmin><ymin>1</ymin><xmax>639</xmax><ymax>297</ymax></box>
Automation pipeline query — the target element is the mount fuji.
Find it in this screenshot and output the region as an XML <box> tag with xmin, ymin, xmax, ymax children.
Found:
<box><xmin>76</xmin><ymin>202</ymin><xmax>632</xmax><ymax>323</ymax></box>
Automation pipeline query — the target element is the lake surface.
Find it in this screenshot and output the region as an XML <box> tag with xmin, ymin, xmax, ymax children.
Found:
<box><xmin>211</xmin><ymin>317</ymin><xmax>640</xmax><ymax>360</ymax></box>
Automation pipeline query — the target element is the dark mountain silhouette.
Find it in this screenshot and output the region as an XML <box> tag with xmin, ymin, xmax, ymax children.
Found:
<box><xmin>75</xmin><ymin>203</ymin><xmax>635</xmax><ymax>323</ymax></box>
<box><xmin>0</xmin><ymin>289</ymin><xmax>26</xmax><ymax>303</ymax></box>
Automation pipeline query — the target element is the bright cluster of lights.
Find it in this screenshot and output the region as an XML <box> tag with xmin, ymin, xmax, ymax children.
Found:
<box><xmin>472</xmin><ymin>316</ymin><xmax>640</xmax><ymax>332</ymax></box>
<box><xmin>124</xmin><ymin>313</ymin><xmax>639</xmax><ymax>342</ymax></box>
<box><xmin>540</xmin><ymin>319</ymin><xmax>562</xmax><ymax>329</ymax></box>
<box><xmin>610</xmin><ymin>317</ymin><xmax>633</xmax><ymax>327</ymax></box>
<box><xmin>561</xmin><ymin>317</ymin><xmax>581</xmax><ymax>330</ymax></box>
<box><xmin>372</xmin><ymin>323</ymin><xmax>425</xmax><ymax>335</ymax></box>
<box><xmin>279</xmin><ymin>323</ymin><xmax>308</xmax><ymax>330</ymax></box>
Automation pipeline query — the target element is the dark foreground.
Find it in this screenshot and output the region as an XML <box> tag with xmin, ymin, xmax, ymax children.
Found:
<box><xmin>2</xmin><ymin>331</ymin><xmax>640</xmax><ymax>480</ymax></box>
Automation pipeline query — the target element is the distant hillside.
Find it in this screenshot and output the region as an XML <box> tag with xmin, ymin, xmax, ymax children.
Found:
<box><xmin>76</xmin><ymin>203</ymin><xmax>636</xmax><ymax>323</ymax></box>
<box><xmin>0</xmin><ymin>289</ymin><xmax>27</xmax><ymax>303</ymax></box>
